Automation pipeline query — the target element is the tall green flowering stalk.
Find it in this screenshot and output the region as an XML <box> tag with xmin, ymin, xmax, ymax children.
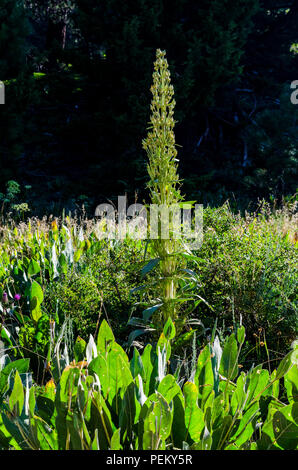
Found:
<box><xmin>143</xmin><ymin>49</ymin><xmax>183</xmax><ymax>329</ymax></box>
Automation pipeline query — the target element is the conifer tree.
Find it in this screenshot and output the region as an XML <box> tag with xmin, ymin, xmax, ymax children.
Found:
<box><xmin>0</xmin><ymin>0</ymin><xmax>31</xmax><ymax>187</ymax></box>
<box><xmin>0</xmin><ymin>0</ymin><xmax>29</xmax><ymax>80</ymax></box>
<box><xmin>73</xmin><ymin>0</ymin><xmax>260</xmax><ymax>197</ymax></box>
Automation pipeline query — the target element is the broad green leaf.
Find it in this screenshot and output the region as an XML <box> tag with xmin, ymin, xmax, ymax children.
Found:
<box><xmin>74</xmin><ymin>336</ymin><xmax>87</xmax><ymax>363</ymax></box>
<box><xmin>0</xmin><ymin>358</ymin><xmax>30</xmax><ymax>396</ymax></box>
<box><xmin>183</xmin><ymin>382</ymin><xmax>204</xmax><ymax>442</ymax></box>
<box><xmin>141</xmin><ymin>344</ymin><xmax>154</xmax><ymax>395</ymax></box>
<box><xmin>0</xmin><ymin>414</ymin><xmax>21</xmax><ymax>450</ymax></box>
<box><xmin>158</xmin><ymin>374</ymin><xmax>181</xmax><ymax>404</ymax></box>
<box><xmin>231</xmin><ymin>402</ymin><xmax>260</xmax><ymax>447</ymax></box>
<box><xmin>141</xmin><ymin>258</ymin><xmax>160</xmax><ymax>278</ymax></box>
<box><xmin>90</xmin><ymin>392</ymin><xmax>114</xmax><ymax>450</ymax></box>
<box><xmin>58</xmin><ymin>253</ymin><xmax>68</xmax><ymax>275</ymax></box>
<box><xmin>231</xmin><ymin>372</ymin><xmax>246</xmax><ymax>415</ymax></box>
<box><xmin>36</xmin><ymin>391</ymin><xmax>55</xmax><ymax>424</ymax></box>
<box><xmin>91</xmin><ymin>428</ymin><xmax>100</xmax><ymax>450</ymax></box>
<box><xmin>142</xmin><ymin>304</ymin><xmax>162</xmax><ymax>323</ymax></box>
<box><xmin>119</xmin><ymin>381</ymin><xmax>139</xmax><ymax>438</ymax></box>
<box><xmin>211</xmin><ymin>415</ymin><xmax>233</xmax><ymax>450</ymax></box>
<box><xmin>142</xmin><ymin>392</ymin><xmax>172</xmax><ymax>450</ymax></box>
<box><xmin>0</xmin><ymin>325</ymin><xmax>13</xmax><ymax>349</ymax></box>
<box><xmin>284</xmin><ymin>362</ymin><xmax>298</xmax><ymax>403</ymax></box>
<box><xmin>172</xmin><ymin>393</ymin><xmax>186</xmax><ymax>449</ymax></box>
<box><xmin>35</xmin><ymin>416</ymin><xmax>58</xmax><ymax>450</ymax></box>
<box><xmin>194</xmin><ymin>345</ymin><xmax>214</xmax><ymax>409</ymax></box>
<box><xmin>31</xmin><ymin>304</ymin><xmax>42</xmax><ymax>323</ymax></box>
<box><xmin>157</xmin><ymin>332</ymin><xmax>171</xmax><ymax>362</ymax></box>
<box><xmin>261</xmin><ymin>369</ymin><xmax>280</xmax><ymax>399</ymax></box>
<box><xmin>9</xmin><ymin>371</ymin><xmax>24</xmax><ymax>416</ymax></box>
<box><xmin>245</xmin><ymin>367</ymin><xmax>270</xmax><ymax>406</ymax></box>
<box><xmin>127</xmin><ymin>329</ymin><xmax>148</xmax><ymax>349</ymax></box>
<box><xmin>30</xmin><ymin>281</ymin><xmax>44</xmax><ymax>323</ymax></box>
<box><xmin>58</xmin><ymin>367</ymin><xmax>79</xmax><ymax>405</ymax></box>
<box><xmin>191</xmin><ymin>428</ymin><xmax>212</xmax><ymax>450</ymax></box>
<box><xmin>219</xmin><ymin>334</ymin><xmax>238</xmax><ymax>381</ymax></box>
<box><xmin>28</xmin><ymin>259</ymin><xmax>41</xmax><ymax>276</ymax></box>
<box><xmin>29</xmin><ymin>387</ymin><xmax>36</xmax><ymax>417</ymax></box>
<box><xmin>89</xmin><ymin>346</ymin><xmax>132</xmax><ymax>415</ymax></box>
<box><xmin>163</xmin><ymin>317</ymin><xmax>176</xmax><ymax>340</ymax></box>
<box><xmin>0</xmin><ymin>413</ymin><xmax>27</xmax><ymax>449</ymax></box>
<box><xmin>237</xmin><ymin>326</ymin><xmax>245</xmax><ymax>345</ymax></box>
<box><xmin>74</xmin><ymin>248</ymin><xmax>83</xmax><ymax>263</ymax></box>
<box><xmin>110</xmin><ymin>428</ymin><xmax>121</xmax><ymax>450</ymax></box>
<box><xmin>130</xmin><ymin>348</ymin><xmax>145</xmax><ymax>379</ymax></box>
<box><xmin>211</xmin><ymin>394</ymin><xmax>225</xmax><ymax>430</ymax></box>
<box><xmin>97</xmin><ymin>320</ymin><xmax>115</xmax><ymax>355</ymax></box>
<box><xmin>259</xmin><ymin>402</ymin><xmax>298</xmax><ymax>450</ymax></box>
<box><xmin>275</xmin><ymin>350</ymin><xmax>295</xmax><ymax>380</ymax></box>
<box><xmin>30</xmin><ymin>281</ymin><xmax>44</xmax><ymax>305</ymax></box>
<box><xmin>112</xmin><ymin>342</ymin><xmax>130</xmax><ymax>366</ymax></box>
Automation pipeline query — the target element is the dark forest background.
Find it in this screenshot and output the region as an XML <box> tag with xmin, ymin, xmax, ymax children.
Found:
<box><xmin>0</xmin><ymin>0</ymin><xmax>298</xmax><ymax>216</ymax></box>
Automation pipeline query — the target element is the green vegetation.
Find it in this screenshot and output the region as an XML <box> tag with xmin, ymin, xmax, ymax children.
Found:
<box><xmin>0</xmin><ymin>319</ymin><xmax>297</xmax><ymax>450</ymax></box>
<box><xmin>189</xmin><ymin>201</ymin><xmax>298</xmax><ymax>365</ymax></box>
<box><xmin>0</xmin><ymin>202</ymin><xmax>296</xmax><ymax>450</ymax></box>
<box><xmin>142</xmin><ymin>49</ymin><xmax>183</xmax><ymax>328</ymax></box>
<box><xmin>0</xmin><ymin>47</ymin><xmax>297</xmax><ymax>452</ymax></box>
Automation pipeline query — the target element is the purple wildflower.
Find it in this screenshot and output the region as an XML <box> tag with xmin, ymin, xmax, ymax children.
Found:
<box><xmin>14</xmin><ymin>294</ymin><xmax>21</xmax><ymax>301</ymax></box>
<box><xmin>2</xmin><ymin>292</ymin><xmax>9</xmax><ymax>304</ymax></box>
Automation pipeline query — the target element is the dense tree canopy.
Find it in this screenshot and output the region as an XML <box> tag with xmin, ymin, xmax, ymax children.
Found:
<box><xmin>0</xmin><ymin>0</ymin><xmax>297</xmax><ymax>214</ymax></box>
<box><xmin>0</xmin><ymin>0</ymin><xmax>29</xmax><ymax>79</ymax></box>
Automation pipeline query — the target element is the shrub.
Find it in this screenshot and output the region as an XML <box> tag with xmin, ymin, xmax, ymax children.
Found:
<box><xmin>45</xmin><ymin>274</ymin><xmax>102</xmax><ymax>340</ymax></box>
<box><xmin>186</xmin><ymin>202</ymin><xmax>298</xmax><ymax>363</ymax></box>
<box><xmin>45</xmin><ymin>238</ymin><xmax>145</xmax><ymax>341</ymax></box>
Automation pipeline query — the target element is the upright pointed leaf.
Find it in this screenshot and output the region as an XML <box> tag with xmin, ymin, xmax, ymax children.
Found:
<box><xmin>219</xmin><ymin>334</ymin><xmax>238</xmax><ymax>381</ymax></box>
<box><xmin>97</xmin><ymin>320</ymin><xmax>115</xmax><ymax>355</ymax></box>
<box><xmin>194</xmin><ymin>345</ymin><xmax>214</xmax><ymax>409</ymax></box>
<box><xmin>183</xmin><ymin>382</ymin><xmax>204</xmax><ymax>442</ymax></box>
